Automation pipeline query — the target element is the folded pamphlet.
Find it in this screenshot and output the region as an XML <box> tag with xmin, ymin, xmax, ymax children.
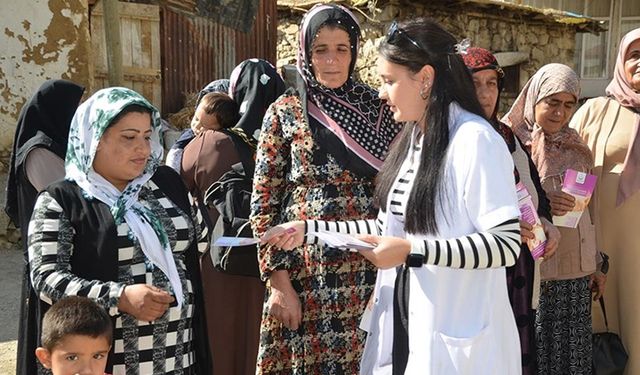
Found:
<box><xmin>552</xmin><ymin>169</ymin><xmax>597</xmax><ymax>228</ymax></box>
<box><xmin>516</xmin><ymin>182</ymin><xmax>546</xmax><ymax>260</ymax></box>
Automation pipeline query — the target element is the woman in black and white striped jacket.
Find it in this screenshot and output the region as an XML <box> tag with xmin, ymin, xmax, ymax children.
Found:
<box><xmin>28</xmin><ymin>87</ymin><xmax>211</xmax><ymax>375</ymax></box>
<box><xmin>262</xmin><ymin>18</ymin><xmax>523</xmax><ymax>375</ymax></box>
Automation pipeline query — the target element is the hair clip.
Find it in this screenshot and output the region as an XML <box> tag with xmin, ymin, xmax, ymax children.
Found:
<box><xmin>454</xmin><ymin>38</ymin><xmax>471</xmax><ymax>55</ymax></box>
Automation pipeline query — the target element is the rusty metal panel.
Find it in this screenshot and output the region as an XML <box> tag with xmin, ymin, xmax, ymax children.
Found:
<box><xmin>161</xmin><ymin>7</ymin><xmax>236</xmax><ymax>115</ymax></box>
<box><xmin>161</xmin><ymin>1</ymin><xmax>277</xmax><ymax>115</ymax></box>
<box><xmin>235</xmin><ymin>0</ymin><xmax>277</xmax><ymax>66</ymax></box>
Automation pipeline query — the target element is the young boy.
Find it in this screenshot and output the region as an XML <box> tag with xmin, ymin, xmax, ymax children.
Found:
<box><xmin>35</xmin><ymin>296</ymin><xmax>113</xmax><ymax>375</ymax></box>
<box><xmin>190</xmin><ymin>92</ymin><xmax>240</xmax><ymax>135</ymax></box>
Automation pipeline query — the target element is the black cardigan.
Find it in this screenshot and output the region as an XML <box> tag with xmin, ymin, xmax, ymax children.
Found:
<box><xmin>33</xmin><ymin>166</ymin><xmax>212</xmax><ymax>374</ymax></box>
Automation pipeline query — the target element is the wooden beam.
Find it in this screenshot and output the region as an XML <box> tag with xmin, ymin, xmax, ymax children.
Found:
<box><xmin>103</xmin><ymin>0</ymin><xmax>123</xmax><ymax>86</ymax></box>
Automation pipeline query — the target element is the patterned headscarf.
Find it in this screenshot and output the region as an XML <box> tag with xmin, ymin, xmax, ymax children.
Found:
<box><xmin>501</xmin><ymin>64</ymin><xmax>592</xmax><ymax>181</ymax></box>
<box><xmin>502</xmin><ymin>63</ymin><xmax>580</xmax><ymax>146</ymax></box>
<box><xmin>196</xmin><ymin>79</ymin><xmax>230</xmax><ymax>109</ymax></box>
<box><xmin>462</xmin><ymin>47</ymin><xmax>504</xmax><ymax>121</ymax></box>
<box><xmin>462</xmin><ymin>47</ymin><xmax>516</xmax><ymax>153</ymax></box>
<box><xmin>606</xmin><ymin>27</ymin><xmax>640</xmax><ymax>205</ymax></box>
<box><xmin>66</xmin><ymin>87</ymin><xmax>184</xmax><ymax>307</ymax></box>
<box><xmin>296</xmin><ymin>4</ymin><xmax>400</xmax><ymax>170</ymax></box>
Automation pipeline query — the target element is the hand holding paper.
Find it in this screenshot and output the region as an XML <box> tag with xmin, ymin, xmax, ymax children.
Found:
<box><xmin>211</xmin><ymin>226</ymin><xmax>299</xmax><ymax>248</ymax></box>
<box><xmin>310</xmin><ymin>231</ymin><xmax>376</xmax><ymax>251</ymax></box>
<box><xmin>260</xmin><ymin>221</ymin><xmax>305</xmax><ymax>250</ymax></box>
<box><xmin>552</xmin><ymin>169</ymin><xmax>597</xmax><ymax>228</ymax></box>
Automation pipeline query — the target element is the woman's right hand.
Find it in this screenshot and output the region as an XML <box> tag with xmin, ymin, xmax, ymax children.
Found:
<box><xmin>261</xmin><ymin>221</ymin><xmax>305</xmax><ymax>250</ymax></box>
<box><xmin>267</xmin><ymin>270</ymin><xmax>302</xmax><ymax>330</ymax></box>
<box><xmin>118</xmin><ymin>284</ymin><xmax>175</xmax><ymax>321</ymax></box>
<box><xmin>547</xmin><ymin>190</ymin><xmax>576</xmax><ymax>216</ymax></box>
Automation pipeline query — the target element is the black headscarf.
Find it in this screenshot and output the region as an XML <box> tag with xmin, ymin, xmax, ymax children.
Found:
<box><xmin>5</xmin><ymin>79</ymin><xmax>84</xmax><ymax>226</ymax></box>
<box><xmin>227</xmin><ymin>59</ymin><xmax>286</xmax><ymax>176</ymax></box>
<box><xmin>228</xmin><ymin>58</ymin><xmax>286</xmax><ymax>141</ymax></box>
<box><xmin>296</xmin><ymin>4</ymin><xmax>400</xmax><ymax>171</ymax></box>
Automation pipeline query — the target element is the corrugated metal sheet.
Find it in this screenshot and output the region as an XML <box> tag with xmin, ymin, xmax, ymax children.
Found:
<box><xmin>235</xmin><ymin>0</ymin><xmax>277</xmax><ymax>64</ymax></box>
<box><xmin>161</xmin><ymin>7</ymin><xmax>235</xmax><ymax>114</ymax></box>
<box><xmin>160</xmin><ymin>1</ymin><xmax>277</xmax><ymax>115</ymax></box>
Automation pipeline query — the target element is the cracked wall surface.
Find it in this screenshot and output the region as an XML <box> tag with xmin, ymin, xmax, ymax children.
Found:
<box><xmin>0</xmin><ymin>0</ymin><xmax>92</xmax><ymax>240</ymax></box>
<box><xmin>0</xmin><ymin>0</ymin><xmax>92</xmax><ymax>172</ymax></box>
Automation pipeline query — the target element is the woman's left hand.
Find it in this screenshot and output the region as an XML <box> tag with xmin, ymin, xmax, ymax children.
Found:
<box><xmin>541</xmin><ymin>218</ymin><xmax>560</xmax><ymax>259</ymax></box>
<box><xmin>356</xmin><ymin>235</ymin><xmax>411</xmax><ymax>269</ymax></box>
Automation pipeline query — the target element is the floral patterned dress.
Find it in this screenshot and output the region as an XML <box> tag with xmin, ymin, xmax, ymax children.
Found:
<box><xmin>250</xmin><ymin>92</ymin><xmax>398</xmax><ymax>374</ymax></box>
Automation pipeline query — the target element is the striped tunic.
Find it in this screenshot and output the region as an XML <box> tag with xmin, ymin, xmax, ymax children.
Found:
<box><xmin>28</xmin><ymin>179</ymin><xmax>208</xmax><ymax>375</ymax></box>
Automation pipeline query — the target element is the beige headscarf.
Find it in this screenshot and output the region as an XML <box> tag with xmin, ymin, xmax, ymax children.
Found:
<box><xmin>606</xmin><ymin>27</ymin><xmax>640</xmax><ymax>205</ymax></box>
<box><xmin>501</xmin><ymin>63</ymin><xmax>593</xmax><ymax>181</ymax></box>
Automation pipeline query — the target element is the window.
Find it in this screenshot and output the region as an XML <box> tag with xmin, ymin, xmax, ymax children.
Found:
<box><xmin>517</xmin><ymin>0</ymin><xmax>612</xmax><ymax>78</ymax></box>
<box><xmin>576</xmin><ymin>21</ymin><xmax>610</xmax><ymax>78</ymax></box>
<box><xmin>620</xmin><ymin>0</ymin><xmax>640</xmax><ymax>39</ymax></box>
<box><xmin>574</xmin><ymin>0</ymin><xmax>612</xmax><ymax>78</ymax></box>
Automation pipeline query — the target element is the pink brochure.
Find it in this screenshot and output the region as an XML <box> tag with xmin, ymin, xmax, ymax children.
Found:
<box><xmin>516</xmin><ymin>182</ymin><xmax>546</xmax><ymax>260</ymax></box>
<box><xmin>552</xmin><ymin>169</ymin><xmax>597</xmax><ymax>228</ymax></box>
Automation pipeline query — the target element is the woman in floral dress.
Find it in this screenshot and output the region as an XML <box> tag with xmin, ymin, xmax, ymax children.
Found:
<box><xmin>249</xmin><ymin>4</ymin><xmax>401</xmax><ymax>374</ymax></box>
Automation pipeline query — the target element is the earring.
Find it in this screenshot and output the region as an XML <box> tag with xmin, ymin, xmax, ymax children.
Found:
<box><xmin>419</xmin><ymin>82</ymin><xmax>430</xmax><ymax>100</ymax></box>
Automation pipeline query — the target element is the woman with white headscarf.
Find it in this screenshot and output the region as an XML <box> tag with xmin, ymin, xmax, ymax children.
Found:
<box><xmin>28</xmin><ymin>87</ymin><xmax>211</xmax><ymax>374</ymax></box>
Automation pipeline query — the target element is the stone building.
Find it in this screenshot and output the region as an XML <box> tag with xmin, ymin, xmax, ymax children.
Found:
<box><xmin>276</xmin><ymin>0</ymin><xmax>603</xmax><ymax>110</ymax></box>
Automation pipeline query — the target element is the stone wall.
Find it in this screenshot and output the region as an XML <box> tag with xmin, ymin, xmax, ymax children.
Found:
<box><xmin>276</xmin><ymin>2</ymin><xmax>579</xmax><ymax>112</ymax></box>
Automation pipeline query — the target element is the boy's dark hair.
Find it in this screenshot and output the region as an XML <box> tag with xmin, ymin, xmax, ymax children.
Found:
<box><xmin>200</xmin><ymin>92</ymin><xmax>240</xmax><ymax>129</ymax></box>
<box><xmin>41</xmin><ymin>296</ymin><xmax>113</xmax><ymax>351</ymax></box>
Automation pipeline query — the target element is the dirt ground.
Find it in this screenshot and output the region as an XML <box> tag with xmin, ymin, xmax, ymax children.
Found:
<box><xmin>0</xmin><ymin>244</ymin><xmax>22</xmax><ymax>375</ymax></box>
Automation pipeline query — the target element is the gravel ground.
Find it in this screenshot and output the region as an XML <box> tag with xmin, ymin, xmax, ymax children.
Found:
<box><xmin>0</xmin><ymin>243</ymin><xmax>22</xmax><ymax>375</ymax></box>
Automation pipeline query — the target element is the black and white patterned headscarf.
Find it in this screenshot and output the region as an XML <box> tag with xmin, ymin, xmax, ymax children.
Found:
<box><xmin>297</xmin><ymin>4</ymin><xmax>400</xmax><ymax>170</ymax></box>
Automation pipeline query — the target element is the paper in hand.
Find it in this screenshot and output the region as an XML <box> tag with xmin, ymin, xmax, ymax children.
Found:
<box><xmin>261</xmin><ymin>226</ymin><xmax>295</xmax><ymax>241</ymax></box>
<box><xmin>212</xmin><ymin>236</ymin><xmax>260</xmax><ymax>247</ymax></box>
<box><xmin>311</xmin><ymin>231</ymin><xmax>375</xmax><ymax>251</ymax></box>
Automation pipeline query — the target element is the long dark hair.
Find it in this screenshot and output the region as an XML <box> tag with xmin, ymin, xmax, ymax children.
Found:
<box><xmin>375</xmin><ymin>18</ymin><xmax>485</xmax><ymax>235</ymax></box>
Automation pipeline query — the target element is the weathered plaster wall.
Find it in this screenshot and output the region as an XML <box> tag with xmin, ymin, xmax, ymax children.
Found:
<box><xmin>0</xmin><ymin>0</ymin><xmax>92</xmax><ymax>241</ymax></box>
<box><xmin>276</xmin><ymin>3</ymin><xmax>578</xmax><ymax>112</ymax></box>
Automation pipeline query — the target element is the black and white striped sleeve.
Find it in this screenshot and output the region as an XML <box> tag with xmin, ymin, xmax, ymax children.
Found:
<box><xmin>410</xmin><ymin>218</ymin><xmax>521</xmax><ymax>269</ymax></box>
<box><xmin>28</xmin><ymin>192</ymin><xmax>126</xmax><ymax>316</ymax></box>
<box><xmin>304</xmin><ymin>217</ymin><xmax>383</xmax><ymax>246</ymax></box>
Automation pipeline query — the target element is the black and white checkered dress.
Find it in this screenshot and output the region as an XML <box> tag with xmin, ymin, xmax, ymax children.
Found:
<box><xmin>28</xmin><ymin>179</ymin><xmax>208</xmax><ymax>375</ymax></box>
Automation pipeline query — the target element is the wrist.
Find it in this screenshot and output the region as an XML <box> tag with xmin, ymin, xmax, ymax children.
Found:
<box><xmin>269</xmin><ymin>270</ymin><xmax>292</xmax><ymax>290</ymax></box>
<box><xmin>406</xmin><ymin>240</ymin><xmax>425</xmax><ymax>268</ymax></box>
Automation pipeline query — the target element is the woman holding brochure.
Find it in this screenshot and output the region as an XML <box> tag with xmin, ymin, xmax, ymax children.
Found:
<box><xmin>463</xmin><ymin>47</ymin><xmax>560</xmax><ymax>375</ymax></box>
<box><xmin>263</xmin><ymin>18</ymin><xmax>523</xmax><ymax>374</ymax></box>
<box><xmin>502</xmin><ymin>63</ymin><xmax>604</xmax><ymax>374</ymax></box>
<box><xmin>248</xmin><ymin>4</ymin><xmax>401</xmax><ymax>374</ymax></box>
